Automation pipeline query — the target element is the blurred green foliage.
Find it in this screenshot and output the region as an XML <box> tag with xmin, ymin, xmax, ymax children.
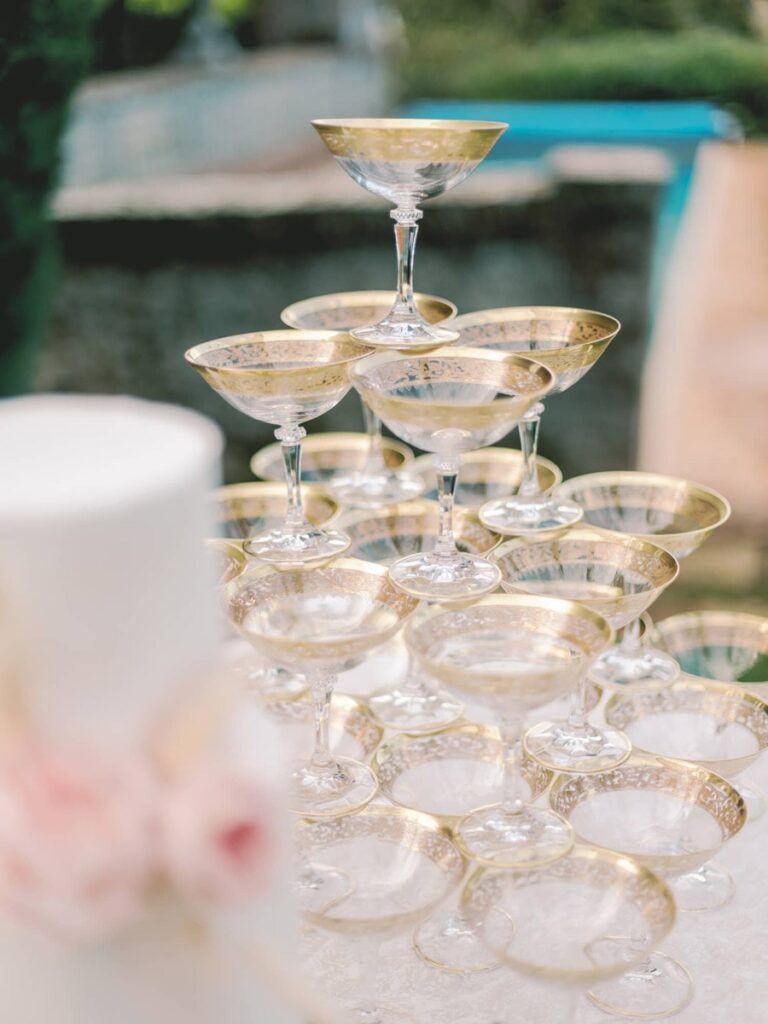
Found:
<box><xmin>399</xmin><ymin>1</ymin><xmax>768</xmax><ymax>135</ymax></box>
<box><xmin>0</xmin><ymin>0</ymin><xmax>92</xmax><ymax>393</ymax></box>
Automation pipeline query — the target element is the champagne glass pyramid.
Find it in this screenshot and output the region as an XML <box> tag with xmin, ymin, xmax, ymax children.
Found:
<box><xmin>559</xmin><ymin>472</ymin><xmax>731</xmax><ymax>688</ymax></box>
<box><xmin>185</xmin><ymin>330</ymin><xmax>371</xmax><ymax>563</ymax></box>
<box><xmin>312</xmin><ymin>118</ymin><xmax>507</xmax><ymax>348</ymax></box>
<box><xmin>281</xmin><ymin>291</ymin><xmax>456</xmax><ymax>506</ymax></box>
<box><xmin>451</xmin><ymin>306</ymin><xmax>620</xmax><ymax>535</ymax></box>
<box><xmin>226</xmin><ymin>558</ymin><xmax>418</xmax><ymax>816</ymax></box>
<box><xmin>491</xmin><ymin>529</ymin><xmax>678</xmax><ymax>772</ymax></box>
<box><xmin>351</xmin><ymin>347</ymin><xmax>553</xmax><ymax>601</ymax></box>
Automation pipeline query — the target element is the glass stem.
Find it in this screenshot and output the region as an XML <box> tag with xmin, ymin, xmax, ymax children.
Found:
<box><xmin>620</xmin><ymin>616</ymin><xmax>643</xmax><ymax>654</ymax></box>
<box><xmin>517</xmin><ymin>402</ymin><xmax>545</xmax><ymax>498</ymax></box>
<box><xmin>308</xmin><ymin>669</ymin><xmax>336</xmax><ymax>773</ymax></box>
<box><xmin>276</xmin><ymin>424</ymin><xmax>309</xmax><ymax>531</ymax></box>
<box><xmin>433</xmin><ymin>453</ymin><xmax>461</xmax><ymax>558</ymax></box>
<box><xmin>401</xmin><ymin>654</ymin><xmax>430</xmax><ymax>697</ymax></box>
<box><xmin>391</xmin><ymin>206</ymin><xmax>423</xmax><ymax>316</ymax></box>
<box><xmin>361</xmin><ymin>401</ymin><xmax>386</xmax><ymax>474</ymax></box>
<box><xmin>566</xmin><ymin>676</ymin><xmax>592</xmax><ymax>734</ymax></box>
<box><xmin>499</xmin><ymin>708</ymin><xmax>527</xmax><ymax>815</ymax></box>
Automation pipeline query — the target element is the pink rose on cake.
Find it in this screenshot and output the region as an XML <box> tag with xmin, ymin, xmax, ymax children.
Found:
<box><xmin>0</xmin><ymin>737</ymin><xmax>157</xmax><ymax>940</ymax></box>
<box><xmin>160</xmin><ymin>766</ymin><xmax>276</xmax><ymax>904</ymax></box>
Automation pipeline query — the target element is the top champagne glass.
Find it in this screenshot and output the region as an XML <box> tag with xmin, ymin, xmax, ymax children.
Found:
<box><xmin>312</xmin><ymin>118</ymin><xmax>507</xmax><ymax>349</ymax></box>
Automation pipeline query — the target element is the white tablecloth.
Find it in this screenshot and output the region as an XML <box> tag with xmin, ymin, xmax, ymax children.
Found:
<box><xmin>300</xmin><ymin>641</ymin><xmax>768</xmax><ymax>1024</ymax></box>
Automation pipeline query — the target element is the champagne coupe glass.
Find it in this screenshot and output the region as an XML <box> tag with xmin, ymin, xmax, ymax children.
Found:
<box><xmin>350</xmin><ymin>348</ymin><xmax>553</xmax><ymax>601</ymax></box>
<box><xmin>656</xmin><ymin>609</ymin><xmax>768</xmax><ymax>817</ymax></box>
<box><xmin>451</xmin><ymin>307</ymin><xmax>620</xmax><ymax>535</ymax></box>
<box><xmin>551</xmin><ymin>755</ymin><xmax>745</xmax><ymax>1017</ymax></box>
<box><xmin>406</xmin><ymin>594</ymin><xmax>613</xmax><ymax>869</ymax></box>
<box><xmin>340</xmin><ymin>500</ymin><xmax>500</xmax><ymax>731</ymax></box>
<box><xmin>282</xmin><ymin>291</ymin><xmax>456</xmax><ymax>507</ymax></box>
<box><xmin>558</xmin><ymin>472</ymin><xmax>731</xmax><ymax>688</ymax></box>
<box><xmin>225</xmin><ymin>558</ymin><xmax>418</xmax><ymax>816</ymax></box>
<box><xmin>461</xmin><ymin>846</ymin><xmax>676</xmax><ymax>1018</ymax></box>
<box><xmin>491</xmin><ymin>529</ymin><xmax>678</xmax><ymax>772</ymax></box>
<box><xmin>185</xmin><ymin>330</ymin><xmax>372</xmax><ymax>564</ymax></box>
<box><xmin>311</xmin><ymin>118</ymin><xmax>506</xmax><ymax>349</ymax></box>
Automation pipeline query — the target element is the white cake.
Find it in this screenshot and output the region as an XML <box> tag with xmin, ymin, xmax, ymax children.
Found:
<box><xmin>0</xmin><ymin>395</ymin><xmax>301</xmax><ymax>1024</ymax></box>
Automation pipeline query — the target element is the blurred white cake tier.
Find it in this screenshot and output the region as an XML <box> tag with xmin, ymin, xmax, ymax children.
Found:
<box><xmin>0</xmin><ymin>396</ymin><xmax>300</xmax><ymax>1024</ymax></box>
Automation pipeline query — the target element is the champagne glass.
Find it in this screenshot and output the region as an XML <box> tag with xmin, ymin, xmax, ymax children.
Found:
<box><xmin>655</xmin><ymin>609</ymin><xmax>768</xmax><ymax>817</ymax></box>
<box><xmin>558</xmin><ymin>471</ymin><xmax>730</xmax><ymax>688</ymax></box>
<box><xmin>451</xmin><ymin>307</ymin><xmax>620</xmax><ymax>535</ymax></box>
<box><xmin>225</xmin><ymin>558</ymin><xmax>418</xmax><ymax>816</ymax></box>
<box><xmin>185</xmin><ymin>330</ymin><xmax>371</xmax><ymax>564</ymax></box>
<box><xmin>491</xmin><ymin>528</ymin><xmax>678</xmax><ymax>772</ymax></box>
<box><xmin>339</xmin><ymin>500</ymin><xmax>500</xmax><ymax>730</ymax></box>
<box><xmin>405</xmin><ymin>594</ymin><xmax>613</xmax><ymax>868</ymax></box>
<box><xmin>350</xmin><ymin>348</ymin><xmax>553</xmax><ymax>601</ymax></box>
<box><xmin>282</xmin><ymin>291</ymin><xmax>457</xmax><ymax>507</ymax></box>
<box><xmin>312</xmin><ymin>118</ymin><xmax>506</xmax><ymax>349</ymax></box>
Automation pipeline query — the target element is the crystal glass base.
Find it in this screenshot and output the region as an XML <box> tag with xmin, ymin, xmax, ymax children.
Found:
<box><xmin>587</xmin><ymin>951</ymin><xmax>693</xmax><ymax>1019</ymax></box>
<box><xmin>290</xmin><ymin>756</ymin><xmax>377</xmax><ymax>817</ymax></box>
<box><xmin>456</xmin><ymin>802</ymin><xmax>574</xmax><ymax>868</ymax></box>
<box><xmin>479</xmin><ymin>494</ymin><xmax>583</xmax><ymax>536</ymax></box>
<box><xmin>734</xmin><ymin>778</ymin><xmax>765</xmax><ymax>821</ymax></box>
<box><xmin>412</xmin><ymin>905</ymin><xmax>499</xmax><ymax>974</ymax></box>
<box><xmin>590</xmin><ymin>644</ymin><xmax>680</xmax><ymax>691</ymax></box>
<box><xmin>524</xmin><ymin>720</ymin><xmax>632</xmax><ymax>773</ymax></box>
<box><xmin>330</xmin><ymin>468</ymin><xmax>425</xmax><ymax>508</ymax></box>
<box><xmin>244</xmin><ymin>524</ymin><xmax>350</xmax><ymax>564</ymax></box>
<box><xmin>389</xmin><ymin>550</ymin><xmax>501</xmax><ymax>602</ymax></box>
<box><xmin>350</xmin><ymin>316</ymin><xmax>458</xmax><ymax>351</ymax></box>
<box><xmin>368</xmin><ymin>685</ymin><xmax>464</xmax><ymax>733</ymax></box>
<box><xmin>669</xmin><ymin>862</ymin><xmax>734</xmax><ymax>912</ymax></box>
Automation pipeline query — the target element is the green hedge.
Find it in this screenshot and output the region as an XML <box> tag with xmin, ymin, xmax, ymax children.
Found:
<box><xmin>0</xmin><ymin>0</ymin><xmax>91</xmax><ymax>394</ymax></box>
<box><xmin>400</xmin><ymin>29</ymin><xmax>768</xmax><ymax>136</ymax></box>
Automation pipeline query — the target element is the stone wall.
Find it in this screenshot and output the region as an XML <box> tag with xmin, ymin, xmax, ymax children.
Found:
<box><xmin>45</xmin><ymin>181</ymin><xmax>659</xmax><ymax>483</ymax></box>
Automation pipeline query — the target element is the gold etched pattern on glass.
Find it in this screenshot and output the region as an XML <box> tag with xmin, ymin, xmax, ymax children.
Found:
<box><xmin>604</xmin><ymin>679</ymin><xmax>768</xmax><ymax>779</ymax></box>
<box><xmin>461</xmin><ymin>845</ymin><xmax>675</xmax><ymax>981</ymax></box>
<box><xmin>205</xmin><ymin>538</ymin><xmax>247</xmax><ymax>585</ymax></box>
<box><xmin>373</xmin><ymin>722</ymin><xmax>552</xmax><ymax>826</ymax></box>
<box><xmin>550</xmin><ymin>754</ymin><xmax>746</xmax><ymax>876</ymax></box>
<box><xmin>655</xmin><ymin>610</ymin><xmax>768</xmax><ymax>698</ymax></box>
<box><xmin>411</xmin><ymin>447</ymin><xmax>562</xmax><ymax>507</ymax></box>
<box><xmin>312</xmin><ymin>118</ymin><xmax>508</xmax><ymax>163</ymax></box>
<box><xmin>251</xmin><ymin>431</ymin><xmax>413</xmax><ymax>483</ymax></box>
<box><xmin>295</xmin><ymin>805</ymin><xmax>465</xmax><ymax>931</ymax></box>
<box><xmin>339</xmin><ymin>500</ymin><xmax>501</xmax><ymax>564</ymax></box>
<box><xmin>281</xmin><ymin>291</ymin><xmax>457</xmax><ymax>332</ymax></box>
<box><xmin>213</xmin><ymin>481</ymin><xmax>338</xmax><ymax>541</ymax></box>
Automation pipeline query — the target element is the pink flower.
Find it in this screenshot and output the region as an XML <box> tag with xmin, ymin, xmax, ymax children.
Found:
<box><xmin>160</xmin><ymin>767</ymin><xmax>276</xmax><ymax>904</ymax></box>
<box><xmin>0</xmin><ymin>738</ymin><xmax>157</xmax><ymax>940</ymax></box>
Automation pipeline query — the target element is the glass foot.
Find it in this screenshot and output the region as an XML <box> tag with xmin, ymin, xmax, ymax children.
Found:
<box><xmin>412</xmin><ymin>905</ymin><xmax>499</xmax><ymax>973</ymax></box>
<box><xmin>244</xmin><ymin>524</ymin><xmax>350</xmax><ymax>565</ymax></box>
<box><xmin>290</xmin><ymin>756</ymin><xmax>377</xmax><ymax>817</ymax></box>
<box><xmin>350</xmin><ymin>315</ymin><xmax>458</xmax><ymax>351</ymax></box>
<box><xmin>670</xmin><ymin>862</ymin><xmax>734</xmax><ymax>912</ymax></box>
<box><xmin>734</xmin><ymin>778</ymin><xmax>765</xmax><ymax>822</ymax></box>
<box><xmin>456</xmin><ymin>802</ymin><xmax>574</xmax><ymax>868</ymax></box>
<box><xmin>590</xmin><ymin>644</ymin><xmax>680</xmax><ymax>691</ymax></box>
<box><xmin>587</xmin><ymin>950</ymin><xmax>693</xmax><ymax>1019</ymax></box>
<box><xmin>524</xmin><ymin>720</ymin><xmax>632</xmax><ymax>773</ymax></box>
<box><xmin>479</xmin><ymin>494</ymin><xmax>583</xmax><ymax>536</ymax></box>
<box><xmin>368</xmin><ymin>684</ymin><xmax>464</xmax><ymax>733</ymax></box>
<box><xmin>330</xmin><ymin>467</ymin><xmax>424</xmax><ymax>508</ymax></box>
<box><xmin>389</xmin><ymin>550</ymin><xmax>501</xmax><ymax>602</ymax></box>
<box><xmin>295</xmin><ymin>862</ymin><xmax>354</xmax><ymax>917</ymax></box>
<box><xmin>347</xmin><ymin>1006</ymin><xmax>416</xmax><ymax>1024</ymax></box>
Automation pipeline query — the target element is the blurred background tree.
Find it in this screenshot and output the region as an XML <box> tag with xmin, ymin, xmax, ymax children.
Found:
<box><xmin>0</xmin><ymin>0</ymin><xmax>92</xmax><ymax>394</ymax></box>
<box><xmin>398</xmin><ymin>0</ymin><xmax>768</xmax><ymax>135</ymax></box>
